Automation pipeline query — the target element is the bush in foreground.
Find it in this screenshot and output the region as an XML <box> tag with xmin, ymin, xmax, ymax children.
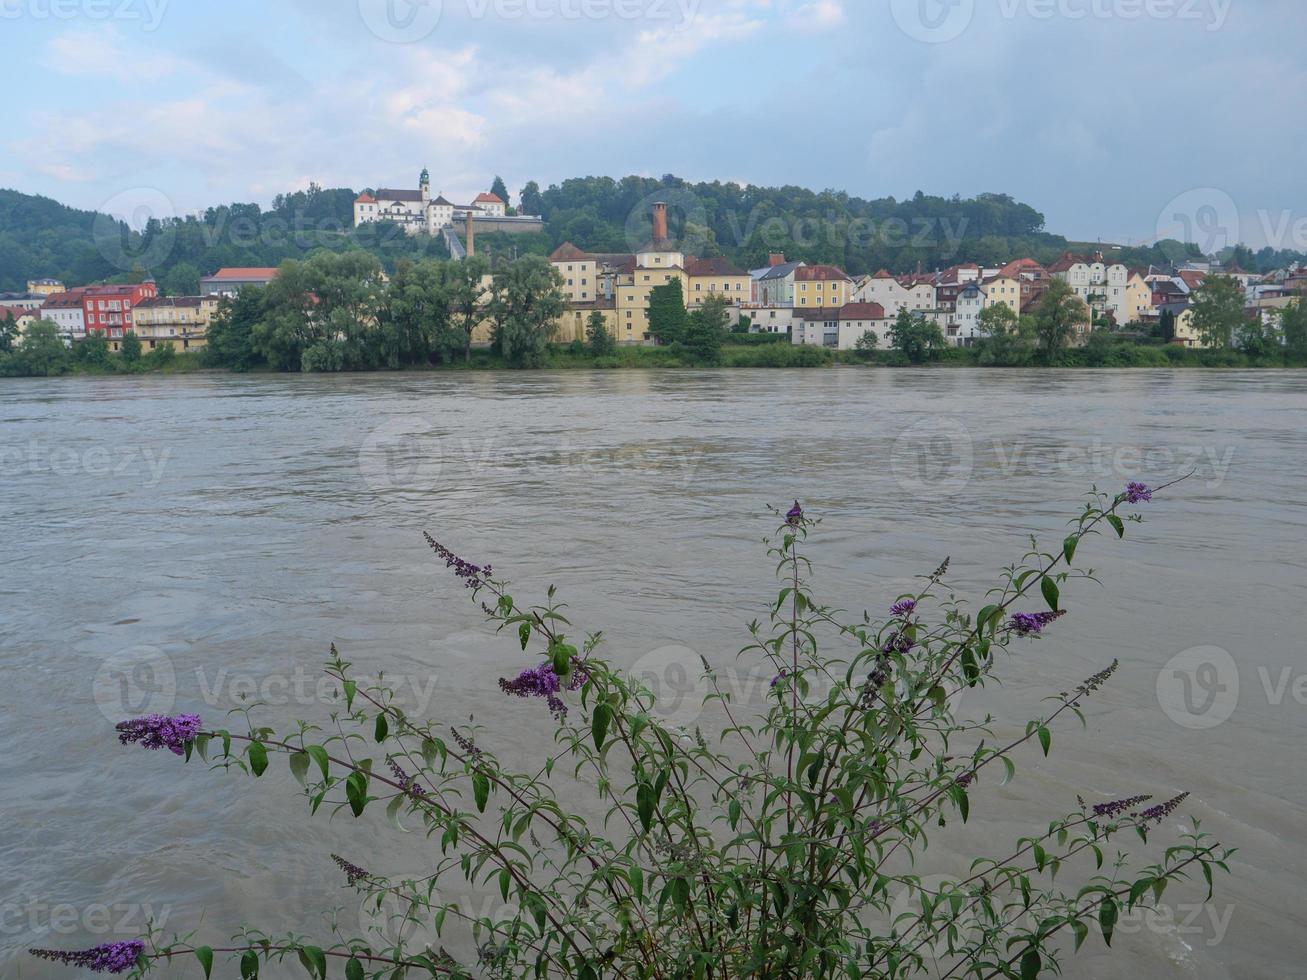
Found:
<box><xmin>36</xmin><ymin>484</ymin><xmax>1228</xmax><ymax>978</ymax></box>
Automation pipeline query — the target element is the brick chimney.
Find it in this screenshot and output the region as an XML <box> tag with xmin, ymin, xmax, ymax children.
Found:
<box><xmin>768</xmin><ymin>253</ymin><xmax>786</xmax><ymax>267</ymax></box>
<box><xmin>466</xmin><ymin>210</ymin><xmax>475</xmax><ymax>257</ymax></box>
<box><xmin>652</xmin><ymin>202</ymin><xmax>669</xmax><ymax>244</ymax></box>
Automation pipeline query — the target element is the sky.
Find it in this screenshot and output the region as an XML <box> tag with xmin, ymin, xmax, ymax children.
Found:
<box><xmin>1</xmin><ymin>0</ymin><xmax>1303</xmax><ymax>251</ymax></box>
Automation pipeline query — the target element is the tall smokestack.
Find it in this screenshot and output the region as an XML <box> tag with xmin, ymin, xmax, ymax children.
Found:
<box><xmin>466</xmin><ymin>210</ymin><xmax>475</xmax><ymax>258</ymax></box>
<box><xmin>652</xmin><ymin>202</ymin><xmax>669</xmax><ymax>244</ymax></box>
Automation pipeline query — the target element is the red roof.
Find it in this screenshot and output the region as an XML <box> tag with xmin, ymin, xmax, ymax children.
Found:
<box><xmin>686</xmin><ymin>257</ymin><xmax>747</xmax><ymax>277</ymax></box>
<box><xmin>999</xmin><ymin>258</ymin><xmax>1046</xmax><ymax>278</ymax></box>
<box><xmin>474</xmin><ymin>192</ymin><xmax>504</xmax><ymax>204</ymax></box>
<box><xmin>355</xmin><ymin>193</ymin><xmax>377</xmax><ymax>204</ymax></box>
<box><xmin>549</xmin><ymin>243</ymin><xmax>591</xmax><ymax>262</ymax></box>
<box><xmin>839</xmin><ymin>302</ymin><xmax>886</xmax><ymax>320</ymax></box>
<box><xmin>795</xmin><ymin>265</ymin><xmax>852</xmax><ymax>282</ymax></box>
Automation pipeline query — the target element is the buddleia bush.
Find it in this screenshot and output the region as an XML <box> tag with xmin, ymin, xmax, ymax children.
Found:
<box><xmin>36</xmin><ymin>482</ymin><xmax>1229</xmax><ymax>979</ymax></box>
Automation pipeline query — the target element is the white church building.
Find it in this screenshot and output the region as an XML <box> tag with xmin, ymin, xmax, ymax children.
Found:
<box><xmin>353</xmin><ymin>169</ymin><xmax>508</xmax><ymax>235</ymax></box>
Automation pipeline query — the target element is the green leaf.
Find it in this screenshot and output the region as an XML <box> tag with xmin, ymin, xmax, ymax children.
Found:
<box><xmin>977</xmin><ymin>604</ymin><xmax>1001</xmax><ymax>633</ymax></box>
<box><xmin>1037</xmin><ymin>726</ymin><xmax>1052</xmax><ymax>757</ymax></box>
<box><xmin>1021</xmin><ymin>949</ymin><xmax>1042</xmax><ymax>980</ymax></box>
<box><xmin>519</xmin><ymin>623</ymin><xmax>531</xmax><ymax>650</ymax></box>
<box><xmin>302</xmin><ymin>946</ymin><xmax>327</xmax><ymax>979</ymax></box>
<box><xmin>386</xmin><ymin>794</ymin><xmax>409</xmax><ymax>833</ymax></box>
<box><xmin>473</xmin><ymin>773</ymin><xmax>490</xmax><ymax>813</ymax></box>
<box><xmin>346</xmin><ymin>771</ymin><xmax>369</xmax><ymax>817</ymax></box>
<box><xmin>346</xmin><ymin>959</ymin><xmax>365</xmax><ymax>980</ymax></box>
<box><xmin>289</xmin><ymin>751</ymin><xmax>310</xmax><ymax>787</ymax></box>
<box><xmin>1063</xmin><ymin>535</ymin><xmax>1078</xmax><ymax>565</ymax></box>
<box><xmin>592</xmin><ymin>703</ymin><xmax>611</xmax><ymax>751</ymax></box>
<box><xmin>1107</xmin><ymin>514</ymin><xmax>1125</xmax><ymax>538</ymax></box>
<box><xmin>374</xmin><ymin>713</ymin><xmax>388</xmax><ymax>743</ymax></box>
<box><xmin>637</xmin><ymin>783</ymin><xmax>655</xmax><ymax>832</ymax></box>
<box><xmin>343</xmin><ymin>679</ymin><xmax>357</xmax><ymax>711</ymax></box>
<box><xmin>195</xmin><ymin>946</ymin><xmax>214</xmax><ymax>979</ymax></box>
<box><xmin>306</xmin><ymin>745</ymin><xmax>330</xmax><ymax>781</ymax></box>
<box><xmin>248</xmin><ymin>741</ymin><xmax>268</xmax><ymax>777</ymax></box>
<box><xmin>1100</xmin><ymin>898</ymin><xmax>1118</xmax><ymax>946</ymax></box>
<box><xmin>240</xmin><ymin>950</ymin><xmax>259</xmax><ymax>980</ymax></box>
<box><xmin>1041</xmin><ymin>577</ymin><xmax>1060</xmax><ymax>612</ymax></box>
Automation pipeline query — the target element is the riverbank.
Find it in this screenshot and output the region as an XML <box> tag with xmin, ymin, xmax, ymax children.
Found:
<box><xmin>4</xmin><ymin>340</ymin><xmax>1306</xmax><ymax>379</ymax></box>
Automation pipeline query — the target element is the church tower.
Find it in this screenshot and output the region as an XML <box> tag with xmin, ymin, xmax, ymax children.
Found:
<box><xmin>420</xmin><ymin>167</ymin><xmax>431</xmax><ymax>204</ymax></box>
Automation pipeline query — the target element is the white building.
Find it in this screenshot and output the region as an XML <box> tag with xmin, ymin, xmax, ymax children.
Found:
<box><xmin>1048</xmin><ymin>252</ymin><xmax>1131</xmax><ymax>324</ymax></box>
<box><xmin>854</xmin><ymin>270</ymin><xmax>939</xmax><ymax>318</ymax></box>
<box><xmin>39</xmin><ymin>290</ymin><xmax>87</xmax><ymax>342</ymax></box>
<box><xmin>354</xmin><ymin>170</ymin><xmax>513</xmax><ymax>236</ymax></box>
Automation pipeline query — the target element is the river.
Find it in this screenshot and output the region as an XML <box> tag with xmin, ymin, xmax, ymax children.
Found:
<box><xmin>2</xmin><ymin>368</ymin><xmax>1304</xmax><ymax>979</ymax></box>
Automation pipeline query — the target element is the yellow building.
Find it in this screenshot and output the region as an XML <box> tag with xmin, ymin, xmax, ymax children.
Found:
<box><xmin>1123</xmin><ymin>273</ymin><xmax>1154</xmax><ymax>324</ymax></box>
<box><xmin>1172</xmin><ymin>308</ymin><xmax>1209</xmax><ymax>348</ymax></box>
<box><xmin>26</xmin><ymin>278</ymin><xmax>66</xmax><ymax>297</ymax></box>
<box><xmin>981</xmin><ymin>276</ymin><xmax>1022</xmax><ymax>317</ymax></box>
<box><xmin>794</xmin><ymin>266</ymin><xmax>853</xmax><ymax>309</ymax></box>
<box><xmin>130</xmin><ymin>296</ymin><xmax>220</xmax><ymax>352</ymax></box>
<box><xmin>685</xmin><ymin>257</ymin><xmax>751</xmax><ymax>308</ymax></box>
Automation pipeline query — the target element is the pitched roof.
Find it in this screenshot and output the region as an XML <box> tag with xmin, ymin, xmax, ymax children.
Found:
<box><xmin>376</xmin><ymin>188</ymin><xmax>424</xmax><ymax>203</ymax></box>
<box><xmin>549</xmin><ymin>242</ymin><xmax>591</xmax><ymax>262</ymax></box>
<box><xmin>686</xmin><ymin>257</ymin><xmax>746</xmax><ymax>277</ymax></box>
<box><xmin>998</xmin><ymin>258</ymin><xmax>1046</xmax><ymax>278</ymax></box>
<box><xmin>759</xmin><ymin>262</ymin><xmax>804</xmax><ymax>281</ymax></box>
<box><xmin>355</xmin><ymin>193</ymin><xmax>377</xmax><ymax>204</ymax></box>
<box><xmin>474</xmin><ymin>192</ymin><xmax>505</xmax><ymax>204</ymax></box>
<box><xmin>432</xmin><ymin>195</ymin><xmax>454</xmax><ymax>207</ymax></box>
<box><xmin>203</xmin><ymin>267</ymin><xmax>280</xmax><ymax>281</ymax></box>
<box><xmin>795</xmin><ymin>265</ymin><xmax>852</xmax><ymax>282</ymax></box>
<box><xmin>838</xmin><ymin>302</ymin><xmax>887</xmax><ymax>320</ymax></box>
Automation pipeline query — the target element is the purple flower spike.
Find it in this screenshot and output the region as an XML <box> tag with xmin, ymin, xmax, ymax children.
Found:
<box><xmin>786</xmin><ymin>501</ymin><xmax>803</xmax><ymax>526</ymax></box>
<box><xmin>499</xmin><ymin>662</ymin><xmax>586</xmax><ymax>719</ymax></box>
<box><xmin>890</xmin><ymin>599</ymin><xmax>917</xmax><ymax>618</ymax></box>
<box><xmin>31</xmin><ymin>941</ymin><xmax>145</xmax><ymax>974</ymax></box>
<box><xmin>115</xmin><ymin>714</ymin><xmax>202</xmax><ymax>755</ymax></box>
<box><xmin>1124</xmin><ymin>482</ymin><xmax>1153</xmax><ymax>504</ymax></box>
<box><xmin>1007</xmin><ymin>611</ymin><xmax>1065</xmax><ymax>637</ymax></box>
<box><xmin>423</xmin><ymin>533</ymin><xmax>492</xmax><ymax>589</ymax></box>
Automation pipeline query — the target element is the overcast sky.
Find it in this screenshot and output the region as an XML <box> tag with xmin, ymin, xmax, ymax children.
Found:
<box><xmin>2</xmin><ymin>0</ymin><xmax>1302</xmax><ymax>250</ymax></box>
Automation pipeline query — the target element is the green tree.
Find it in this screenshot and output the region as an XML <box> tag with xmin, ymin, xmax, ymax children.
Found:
<box><xmin>383</xmin><ymin>259</ymin><xmax>460</xmax><ymax>367</ymax></box>
<box><xmin>585</xmin><ymin>310</ymin><xmax>616</xmax><ymax>357</ymax></box>
<box><xmin>120</xmin><ymin>330</ymin><xmax>142</xmax><ymax>364</ymax></box>
<box><xmin>146</xmin><ymin>341</ymin><xmax>176</xmax><ymax>369</ymax></box>
<box><xmin>1189</xmin><ymin>276</ymin><xmax>1246</xmax><ymax>349</ymax></box>
<box><xmin>160</xmin><ymin>262</ymin><xmax>201</xmax><ymax>297</ymax></box>
<box><xmin>11</xmin><ymin>320</ymin><xmax>71</xmax><ymax>376</ymax></box>
<box><xmin>254</xmin><ymin>252</ymin><xmax>385</xmax><ymax>372</ymax></box>
<box><xmin>0</xmin><ymin>313</ymin><xmax>17</xmax><ymax>353</ymax></box>
<box><xmin>888</xmin><ymin>309</ymin><xmax>945</xmax><ymax>363</ymax></box>
<box><xmin>647</xmin><ymin>279</ymin><xmax>687</xmax><ymax>346</ymax></box>
<box><xmin>74</xmin><ymin>331</ymin><xmax>112</xmax><ymax>369</ymax></box>
<box><xmin>487</xmin><ymin>255</ymin><xmax>565</xmax><ymax>368</ymax></box>
<box><xmin>681</xmin><ymin>294</ymin><xmax>730</xmax><ymax>365</ymax></box>
<box><xmin>1032</xmin><ymin>278</ymin><xmax>1088</xmax><ymax>362</ymax></box>
<box><xmin>490</xmin><ymin>176</ymin><xmax>510</xmax><ymax>206</ymax></box>
<box><xmin>1280</xmin><ymin>298</ymin><xmax>1307</xmax><ymax>360</ymax></box>
<box><xmin>519</xmin><ymin>180</ymin><xmax>544</xmax><ymax>217</ymax></box>
<box><xmin>974</xmin><ymin>302</ymin><xmax>1035</xmax><ymax>366</ymax></box>
<box><xmin>1235</xmin><ymin>315</ymin><xmax>1280</xmax><ymax>359</ymax></box>
<box><xmin>447</xmin><ymin>254</ymin><xmax>491</xmax><ymax>363</ymax></box>
<box><xmin>854</xmin><ymin>329</ymin><xmax>880</xmax><ymax>353</ymax></box>
<box><xmin>205</xmin><ymin>289</ymin><xmax>266</xmax><ymax>372</ymax></box>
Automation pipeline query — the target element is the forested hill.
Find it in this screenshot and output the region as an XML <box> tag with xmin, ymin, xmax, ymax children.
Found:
<box><xmin>0</xmin><ymin>176</ymin><xmax>1245</xmax><ymax>293</ymax></box>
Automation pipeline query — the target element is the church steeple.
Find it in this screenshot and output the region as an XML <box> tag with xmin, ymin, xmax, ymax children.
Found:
<box><xmin>420</xmin><ymin>167</ymin><xmax>431</xmax><ymax>203</ymax></box>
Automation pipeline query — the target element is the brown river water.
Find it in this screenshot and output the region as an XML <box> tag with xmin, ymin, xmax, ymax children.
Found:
<box><xmin>1</xmin><ymin>368</ymin><xmax>1304</xmax><ymax>979</ymax></box>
